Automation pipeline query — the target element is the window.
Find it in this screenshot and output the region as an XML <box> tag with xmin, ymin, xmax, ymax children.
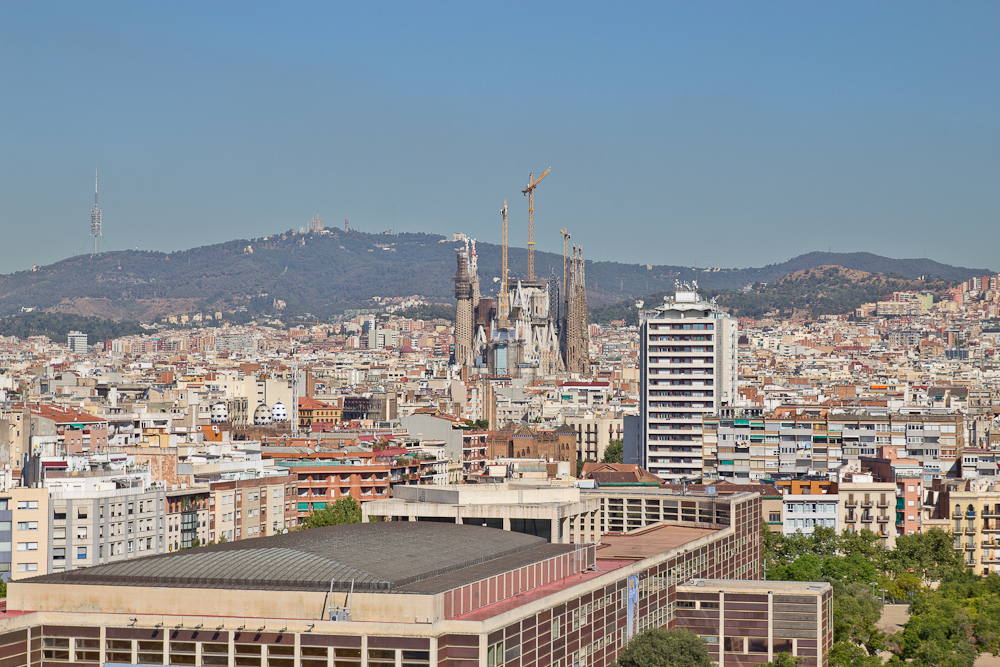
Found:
<box><xmin>17</xmin><ymin>500</ymin><xmax>38</xmax><ymax>510</ymax></box>
<box><xmin>17</xmin><ymin>542</ymin><xmax>38</xmax><ymax>551</ymax></box>
<box><xmin>700</xmin><ymin>601</ymin><xmax>719</xmax><ymax>609</ymax></box>
<box><xmin>77</xmin><ymin>546</ymin><xmax>88</xmax><ymax>559</ymax></box>
<box><xmin>487</xmin><ymin>641</ymin><xmax>504</xmax><ymax>667</ymax></box>
<box><xmin>76</xmin><ymin>527</ymin><xmax>87</xmax><ymax>540</ymax></box>
<box><xmin>16</xmin><ymin>562</ymin><xmax>37</xmax><ymax>572</ymax></box>
<box><xmin>724</xmin><ymin>637</ymin><xmax>744</xmax><ymax>653</ymax></box>
<box><xmin>16</xmin><ymin>521</ymin><xmax>36</xmax><ymax>530</ymax></box>
<box><xmin>368</xmin><ymin>648</ymin><xmax>395</xmax><ymax>667</ymax></box>
<box><xmin>677</xmin><ymin>600</ymin><xmax>696</xmax><ymax>608</ymax></box>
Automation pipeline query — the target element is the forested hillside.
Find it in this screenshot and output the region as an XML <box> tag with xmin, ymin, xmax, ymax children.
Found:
<box><xmin>590</xmin><ymin>266</ymin><xmax>954</xmax><ymax>324</ymax></box>
<box><xmin>0</xmin><ymin>228</ymin><xmax>986</xmax><ymax>322</ymax></box>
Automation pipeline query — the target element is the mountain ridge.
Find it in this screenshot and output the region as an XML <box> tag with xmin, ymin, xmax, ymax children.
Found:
<box><xmin>0</xmin><ymin>230</ymin><xmax>990</xmax><ymax>322</ymax></box>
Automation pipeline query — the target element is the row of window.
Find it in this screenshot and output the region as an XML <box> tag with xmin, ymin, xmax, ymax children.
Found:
<box><xmin>42</xmin><ymin>638</ymin><xmax>428</xmax><ymax>667</ymax></box>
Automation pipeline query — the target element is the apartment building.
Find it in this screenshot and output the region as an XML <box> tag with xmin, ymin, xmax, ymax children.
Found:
<box><xmin>639</xmin><ymin>286</ymin><xmax>738</xmax><ymax>481</ymax></box>
<box><xmin>165</xmin><ymin>486</ymin><xmax>210</xmax><ymax>551</ymax></box>
<box><xmin>0</xmin><ymin>407</ymin><xmax>30</xmax><ymax>478</ymax></box>
<box><xmin>209</xmin><ymin>474</ymin><xmax>298</xmax><ymax>542</ymax></box>
<box><xmin>3</xmin><ymin>488</ymin><xmax>49</xmax><ymax>580</ymax></box>
<box><xmin>839</xmin><ymin>477</ymin><xmax>897</xmax><ymax>548</ymax></box>
<box><xmin>938</xmin><ymin>479</ymin><xmax>1000</xmax><ymax>575</ymax></box>
<box><xmin>561</xmin><ymin>412</ymin><xmax>624</xmax><ymax>462</ymax></box>
<box><xmin>702</xmin><ymin>411</ymin><xmax>963</xmax><ymax>482</ymax></box>
<box><xmin>49</xmin><ymin>483</ymin><xmax>168</xmax><ymax>572</ymax></box>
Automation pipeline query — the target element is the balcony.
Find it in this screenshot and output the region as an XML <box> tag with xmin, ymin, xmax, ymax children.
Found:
<box><xmin>877</xmin><ymin>516</ymin><xmax>890</xmax><ymax>523</ymax></box>
<box><xmin>877</xmin><ymin>501</ymin><xmax>890</xmax><ymax>508</ymax></box>
<box><xmin>860</xmin><ymin>515</ymin><xmax>873</xmax><ymax>523</ymax></box>
<box><xmin>966</xmin><ymin>527</ymin><xmax>979</xmax><ymax>534</ymax></box>
<box><xmin>845</xmin><ymin>500</ymin><xmax>858</xmax><ymax>507</ymax></box>
<box><xmin>845</xmin><ymin>515</ymin><xmax>857</xmax><ymax>523</ymax></box>
<box><xmin>862</xmin><ymin>501</ymin><xmax>874</xmax><ymax>508</ymax></box>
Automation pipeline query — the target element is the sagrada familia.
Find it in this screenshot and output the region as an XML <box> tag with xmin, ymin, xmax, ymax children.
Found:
<box><xmin>452</xmin><ymin>239</ymin><xmax>589</xmax><ymax>379</ymax></box>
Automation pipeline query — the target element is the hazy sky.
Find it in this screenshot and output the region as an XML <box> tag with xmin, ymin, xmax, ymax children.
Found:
<box><xmin>2</xmin><ymin>1</ymin><xmax>998</xmax><ymax>274</ymax></box>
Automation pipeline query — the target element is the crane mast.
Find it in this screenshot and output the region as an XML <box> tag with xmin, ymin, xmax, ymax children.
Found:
<box><xmin>522</xmin><ymin>168</ymin><xmax>550</xmax><ymax>281</ymax></box>
<box><xmin>500</xmin><ymin>200</ymin><xmax>509</xmax><ymax>321</ymax></box>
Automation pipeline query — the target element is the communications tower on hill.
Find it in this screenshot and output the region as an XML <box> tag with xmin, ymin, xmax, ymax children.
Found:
<box><xmin>90</xmin><ymin>168</ymin><xmax>102</xmax><ymax>256</ymax></box>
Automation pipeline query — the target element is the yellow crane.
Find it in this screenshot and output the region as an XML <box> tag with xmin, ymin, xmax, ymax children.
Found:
<box><xmin>522</xmin><ymin>168</ymin><xmax>551</xmax><ymax>281</ymax></box>
<box><xmin>500</xmin><ymin>200</ymin><xmax>509</xmax><ymax>321</ymax></box>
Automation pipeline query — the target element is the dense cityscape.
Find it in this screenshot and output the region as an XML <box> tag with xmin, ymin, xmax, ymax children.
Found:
<box><xmin>2</xmin><ymin>3</ymin><xmax>998</xmax><ymax>667</ymax></box>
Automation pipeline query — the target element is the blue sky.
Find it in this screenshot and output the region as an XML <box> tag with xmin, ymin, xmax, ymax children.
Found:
<box><xmin>1</xmin><ymin>1</ymin><xmax>998</xmax><ymax>273</ymax></box>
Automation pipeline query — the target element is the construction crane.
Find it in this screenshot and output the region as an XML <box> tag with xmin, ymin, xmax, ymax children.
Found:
<box><xmin>500</xmin><ymin>200</ymin><xmax>509</xmax><ymax>321</ymax></box>
<box><xmin>522</xmin><ymin>168</ymin><xmax>551</xmax><ymax>281</ymax></box>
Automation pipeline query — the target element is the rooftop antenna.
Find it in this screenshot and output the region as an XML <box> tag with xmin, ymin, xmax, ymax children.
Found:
<box><xmin>90</xmin><ymin>167</ymin><xmax>102</xmax><ymax>256</ymax></box>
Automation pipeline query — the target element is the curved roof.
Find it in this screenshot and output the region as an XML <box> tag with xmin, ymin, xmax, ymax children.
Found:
<box><xmin>28</xmin><ymin>522</ymin><xmax>560</xmax><ymax>593</ymax></box>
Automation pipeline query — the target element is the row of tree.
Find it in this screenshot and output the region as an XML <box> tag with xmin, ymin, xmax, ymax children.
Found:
<box><xmin>765</xmin><ymin>525</ymin><xmax>1000</xmax><ymax>667</ymax></box>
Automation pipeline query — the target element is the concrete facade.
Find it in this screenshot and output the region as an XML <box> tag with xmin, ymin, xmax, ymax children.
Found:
<box><xmin>362</xmin><ymin>484</ymin><xmax>601</xmax><ymax>545</ymax></box>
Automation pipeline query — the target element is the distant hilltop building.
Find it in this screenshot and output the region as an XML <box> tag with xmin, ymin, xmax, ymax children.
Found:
<box><xmin>308</xmin><ymin>212</ymin><xmax>324</xmax><ymax>233</ymax></box>
<box><xmin>67</xmin><ymin>331</ymin><xmax>87</xmax><ymax>354</ymax></box>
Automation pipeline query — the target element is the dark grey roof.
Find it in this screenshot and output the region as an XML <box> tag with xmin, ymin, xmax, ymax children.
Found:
<box><xmin>26</xmin><ymin>522</ymin><xmax>571</xmax><ymax>593</ymax></box>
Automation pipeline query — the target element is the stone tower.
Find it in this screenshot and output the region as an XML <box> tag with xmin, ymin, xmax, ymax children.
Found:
<box><xmin>562</xmin><ymin>245</ymin><xmax>590</xmax><ymax>375</ymax></box>
<box><xmin>453</xmin><ymin>248</ymin><xmax>474</xmax><ymax>368</ymax></box>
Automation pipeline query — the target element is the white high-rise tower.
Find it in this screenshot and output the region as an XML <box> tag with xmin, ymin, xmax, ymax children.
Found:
<box><xmin>638</xmin><ymin>282</ymin><xmax>738</xmax><ymax>482</ymax></box>
<box><xmin>90</xmin><ymin>168</ymin><xmax>102</xmax><ymax>256</ymax></box>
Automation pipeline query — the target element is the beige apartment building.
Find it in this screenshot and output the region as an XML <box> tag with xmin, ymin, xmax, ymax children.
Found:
<box><xmin>838</xmin><ymin>479</ymin><xmax>898</xmax><ymax>549</ymax></box>
<box><xmin>940</xmin><ymin>479</ymin><xmax>1000</xmax><ymax>576</ymax></box>
<box><xmin>6</xmin><ymin>487</ymin><xmax>50</xmax><ymax>580</ymax></box>
<box><xmin>209</xmin><ymin>474</ymin><xmax>297</xmax><ymax>543</ymax></box>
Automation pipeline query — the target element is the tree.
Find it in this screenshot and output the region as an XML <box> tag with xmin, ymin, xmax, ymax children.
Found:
<box><xmin>889</xmin><ymin>528</ymin><xmax>966</xmax><ymax>584</ymax></box>
<box><xmin>304</xmin><ymin>496</ymin><xmax>362</xmax><ymax>528</ymax></box>
<box><xmin>576</xmin><ymin>458</ymin><xmax>596</xmax><ymax>478</ymax></box>
<box><xmin>603</xmin><ymin>440</ymin><xmax>624</xmax><ymax>464</ymax></box>
<box><xmin>0</xmin><ymin>578</ymin><xmax>6</xmax><ymax>598</ymax></box>
<box><xmin>613</xmin><ymin>629</ymin><xmax>711</xmax><ymax>667</ymax></box>
<box><xmin>764</xmin><ymin>653</ymin><xmax>801</xmax><ymax>667</ymax></box>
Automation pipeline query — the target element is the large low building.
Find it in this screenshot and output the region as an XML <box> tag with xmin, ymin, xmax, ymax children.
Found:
<box><xmin>0</xmin><ymin>503</ymin><xmax>830</xmax><ymax>667</ymax></box>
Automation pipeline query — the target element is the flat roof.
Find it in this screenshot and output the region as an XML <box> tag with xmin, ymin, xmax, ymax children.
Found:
<box><xmin>677</xmin><ymin>579</ymin><xmax>831</xmax><ymax>595</ymax></box>
<box><xmin>596</xmin><ymin>525</ymin><xmax>720</xmax><ymax>560</ymax></box>
<box><xmin>24</xmin><ymin>522</ymin><xmax>574</xmax><ymax>594</ymax></box>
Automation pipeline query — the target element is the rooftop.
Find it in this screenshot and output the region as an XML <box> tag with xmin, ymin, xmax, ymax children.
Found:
<box><xmin>676</xmin><ymin>579</ymin><xmax>831</xmax><ymax>595</ymax></box>
<box><xmin>24</xmin><ymin>522</ymin><xmax>574</xmax><ymax>594</ymax></box>
<box><xmin>596</xmin><ymin>524</ymin><xmax>720</xmax><ymax>560</ymax></box>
